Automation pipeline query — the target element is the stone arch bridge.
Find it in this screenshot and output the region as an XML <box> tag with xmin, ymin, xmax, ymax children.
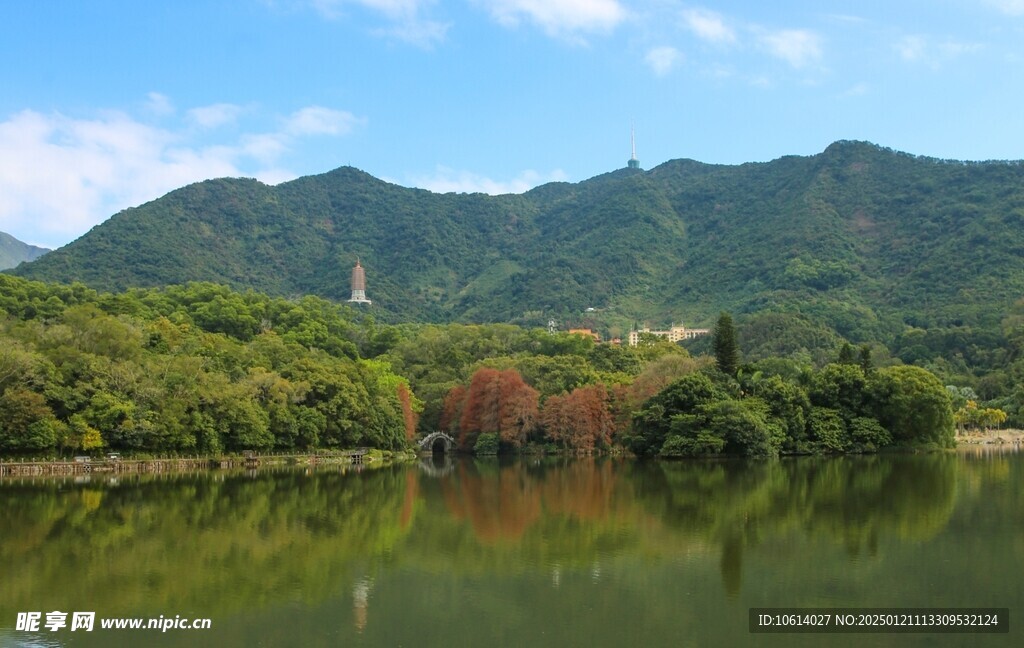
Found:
<box><xmin>418</xmin><ymin>431</ymin><xmax>455</xmax><ymax>454</ymax></box>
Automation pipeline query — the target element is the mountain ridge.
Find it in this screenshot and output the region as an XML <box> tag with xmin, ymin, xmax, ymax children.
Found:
<box><xmin>10</xmin><ymin>141</ymin><xmax>1024</xmax><ymax>347</ymax></box>
<box><xmin>0</xmin><ymin>231</ymin><xmax>49</xmax><ymax>270</ymax></box>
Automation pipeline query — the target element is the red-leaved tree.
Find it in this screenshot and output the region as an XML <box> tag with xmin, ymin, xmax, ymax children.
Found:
<box><xmin>541</xmin><ymin>384</ymin><xmax>615</xmax><ymax>452</ymax></box>
<box><xmin>455</xmin><ymin>367</ymin><xmax>539</xmax><ymax>450</ymax></box>
<box><xmin>397</xmin><ymin>382</ymin><xmax>418</xmax><ymax>442</ymax></box>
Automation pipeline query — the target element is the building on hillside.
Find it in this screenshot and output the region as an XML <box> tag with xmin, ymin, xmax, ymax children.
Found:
<box><xmin>347</xmin><ymin>259</ymin><xmax>372</xmax><ymax>304</ymax></box>
<box><xmin>628</xmin><ymin>324</ymin><xmax>709</xmax><ymax>346</ymax></box>
<box><xmin>568</xmin><ymin>328</ymin><xmax>601</xmax><ymax>342</ymax></box>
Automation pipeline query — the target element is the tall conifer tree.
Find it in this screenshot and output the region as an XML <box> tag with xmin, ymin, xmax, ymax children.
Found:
<box><xmin>713</xmin><ymin>312</ymin><xmax>740</xmax><ymax>377</ymax></box>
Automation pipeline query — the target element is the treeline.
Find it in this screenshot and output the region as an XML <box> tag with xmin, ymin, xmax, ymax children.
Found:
<box><xmin>429</xmin><ymin>344</ymin><xmax>954</xmax><ymax>458</ymax></box>
<box><xmin>386</xmin><ymin>315</ymin><xmax>955</xmax><ymax>457</ymax></box>
<box><xmin>0</xmin><ymin>276</ymin><xmax>416</xmax><ymax>455</ymax></box>
<box><xmin>0</xmin><ymin>276</ymin><xmax>957</xmax><ymax>458</ymax></box>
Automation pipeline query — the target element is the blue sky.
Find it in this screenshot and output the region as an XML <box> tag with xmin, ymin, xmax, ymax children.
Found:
<box><xmin>3</xmin><ymin>0</ymin><xmax>1024</xmax><ymax>249</ymax></box>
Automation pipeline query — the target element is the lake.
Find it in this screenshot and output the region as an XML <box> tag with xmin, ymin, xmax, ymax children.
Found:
<box><xmin>1</xmin><ymin>450</ymin><xmax>1020</xmax><ymax>647</ymax></box>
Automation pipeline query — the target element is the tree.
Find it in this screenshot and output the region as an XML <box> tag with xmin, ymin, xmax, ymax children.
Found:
<box><xmin>64</xmin><ymin>415</ymin><xmax>105</xmax><ymax>452</ymax></box>
<box><xmin>702</xmin><ymin>398</ymin><xmax>785</xmax><ymax>457</ymax></box>
<box><xmin>838</xmin><ymin>343</ymin><xmax>856</xmax><ymax>365</ymax></box>
<box><xmin>712</xmin><ymin>312</ymin><xmax>740</xmax><ymax>377</ymax></box>
<box><xmin>456</xmin><ymin>367</ymin><xmax>539</xmax><ymax>451</ymax></box>
<box><xmin>628</xmin><ymin>372</ymin><xmax>727</xmax><ymax>456</ymax></box>
<box><xmin>868</xmin><ymin>365</ymin><xmax>955</xmax><ymax>447</ymax></box>
<box><xmin>439</xmin><ymin>384</ymin><xmax>467</xmax><ymax>434</ymax></box>
<box><xmin>808</xmin><ymin>363</ymin><xmax>868</xmax><ymax>422</ymax></box>
<box><xmin>396</xmin><ymin>383</ymin><xmax>419</xmax><ymax>442</ymax></box>
<box><xmin>625</xmin><ymin>354</ymin><xmax>709</xmax><ymax>407</ymax></box>
<box><xmin>858</xmin><ymin>345</ymin><xmax>873</xmax><ymax>374</ymax></box>
<box><xmin>807</xmin><ymin>407</ymin><xmax>849</xmax><ymax>453</ymax></box>
<box><xmin>754</xmin><ymin>375</ymin><xmax>811</xmax><ymax>453</ymax></box>
<box><xmin>540</xmin><ymin>384</ymin><xmax>615</xmax><ymax>452</ymax></box>
<box><xmin>0</xmin><ymin>388</ymin><xmax>62</xmax><ymax>451</ymax></box>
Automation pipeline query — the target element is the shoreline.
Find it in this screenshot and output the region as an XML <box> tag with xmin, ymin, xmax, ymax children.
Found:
<box><xmin>0</xmin><ymin>449</ymin><xmax>419</xmax><ymax>478</ymax></box>
<box><xmin>955</xmin><ymin>428</ymin><xmax>1024</xmax><ymax>448</ymax></box>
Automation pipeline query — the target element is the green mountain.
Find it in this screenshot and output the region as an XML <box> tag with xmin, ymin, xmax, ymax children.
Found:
<box><xmin>11</xmin><ymin>141</ymin><xmax>1024</xmax><ymax>349</ymax></box>
<box><xmin>0</xmin><ymin>231</ymin><xmax>49</xmax><ymax>270</ymax></box>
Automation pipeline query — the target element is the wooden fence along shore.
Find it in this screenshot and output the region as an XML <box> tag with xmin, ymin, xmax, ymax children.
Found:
<box><xmin>0</xmin><ymin>450</ymin><xmax>369</xmax><ymax>478</ymax></box>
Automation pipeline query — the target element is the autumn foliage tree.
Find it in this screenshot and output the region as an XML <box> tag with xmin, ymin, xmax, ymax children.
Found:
<box><xmin>449</xmin><ymin>367</ymin><xmax>539</xmax><ymax>451</ymax></box>
<box><xmin>439</xmin><ymin>384</ymin><xmax>467</xmax><ymax>434</ymax></box>
<box><xmin>396</xmin><ymin>382</ymin><xmax>419</xmax><ymax>443</ymax></box>
<box><xmin>541</xmin><ymin>384</ymin><xmax>615</xmax><ymax>452</ymax></box>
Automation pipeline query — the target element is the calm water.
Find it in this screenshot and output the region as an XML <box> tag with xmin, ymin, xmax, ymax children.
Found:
<box><xmin>1</xmin><ymin>451</ymin><xmax>1020</xmax><ymax>647</ymax></box>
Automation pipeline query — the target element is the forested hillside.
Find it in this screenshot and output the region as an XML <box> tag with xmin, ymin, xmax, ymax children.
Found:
<box><xmin>0</xmin><ymin>231</ymin><xmax>48</xmax><ymax>270</ymax></box>
<box><xmin>0</xmin><ymin>275</ymin><xmax>963</xmax><ymax>457</ymax></box>
<box><xmin>0</xmin><ymin>275</ymin><xmax>418</xmax><ymax>454</ymax></box>
<box><xmin>11</xmin><ymin>141</ymin><xmax>1024</xmax><ymax>393</ymax></box>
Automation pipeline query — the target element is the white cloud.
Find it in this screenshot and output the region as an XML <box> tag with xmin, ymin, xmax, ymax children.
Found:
<box><xmin>986</xmin><ymin>0</ymin><xmax>1024</xmax><ymax>15</ymax></box>
<box><xmin>307</xmin><ymin>0</ymin><xmax>449</xmax><ymax>46</ymax></box>
<box><xmin>407</xmin><ymin>166</ymin><xmax>569</xmax><ymax>195</ymax></box>
<box><xmin>478</xmin><ymin>0</ymin><xmax>626</xmax><ymax>40</ymax></box>
<box><xmin>285</xmin><ymin>106</ymin><xmax>362</xmax><ymax>136</ymax></box>
<box><xmin>896</xmin><ymin>35</ymin><xmax>981</xmax><ymax>66</ymax></box>
<box><xmin>666</xmin><ymin>9</ymin><xmax>825</xmax><ymax>79</ymax></box>
<box><xmin>373</xmin><ymin>18</ymin><xmax>450</xmax><ymax>47</ymax></box>
<box><xmin>0</xmin><ymin>100</ymin><xmax>364</xmax><ymax>248</ymax></box>
<box><xmin>896</xmin><ymin>35</ymin><xmax>927</xmax><ymax>62</ymax></box>
<box><xmin>842</xmin><ymin>82</ymin><xmax>869</xmax><ymax>97</ymax></box>
<box><xmin>824</xmin><ymin>14</ymin><xmax>866</xmax><ymax>25</ymax></box>
<box><xmin>759</xmin><ymin>29</ymin><xmax>823</xmax><ymax>68</ymax></box>
<box><xmin>680</xmin><ymin>8</ymin><xmax>736</xmax><ymax>45</ymax></box>
<box><xmin>310</xmin><ymin>0</ymin><xmax>427</xmax><ymax>20</ymax></box>
<box><xmin>645</xmin><ymin>46</ymin><xmax>683</xmax><ymax>76</ymax></box>
<box><xmin>240</xmin><ymin>132</ymin><xmax>291</xmax><ymax>163</ymax></box>
<box><xmin>145</xmin><ymin>92</ymin><xmax>175</xmax><ymax>117</ymax></box>
<box><xmin>188</xmin><ymin>103</ymin><xmax>243</xmax><ymax>129</ymax></box>
<box><xmin>939</xmin><ymin>40</ymin><xmax>982</xmax><ymax>58</ymax></box>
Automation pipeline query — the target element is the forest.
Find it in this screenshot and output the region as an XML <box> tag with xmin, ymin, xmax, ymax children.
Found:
<box><xmin>0</xmin><ymin>275</ymin><xmax>971</xmax><ymax>458</ymax></box>
<box><xmin>10</xmin><ymin>141</ymin><xmax>1024</xmax><ymax>417</ymax></box>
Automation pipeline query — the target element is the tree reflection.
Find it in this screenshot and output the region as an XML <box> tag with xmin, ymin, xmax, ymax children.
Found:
<box><xmin>0</xmin><ymin>453</ymin><xmax>981</xmax><ymax>624</ymax></box>
<box><xmin>440</xmin><ymin>460</ymin><xmax>543</xmax><ymax>544</ymax></box>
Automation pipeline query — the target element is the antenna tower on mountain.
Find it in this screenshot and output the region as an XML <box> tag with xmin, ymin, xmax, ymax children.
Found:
<box><xmin>627</xmin><ymin>124</ymin><xmax>641</xmax><ymax>170</ymax></box>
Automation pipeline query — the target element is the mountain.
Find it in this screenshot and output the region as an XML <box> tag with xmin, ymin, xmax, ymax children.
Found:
<box><xmin>0</xmin><ymin>231</ymin><xmax>49</xmax><ymax>270</ymax></box>
<box><xmin>10</xmin><ymin>141</ymin><xmax>1024</xmax><ymax>349</ymax></box>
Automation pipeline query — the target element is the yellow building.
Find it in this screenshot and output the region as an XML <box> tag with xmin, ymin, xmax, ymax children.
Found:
<box><xmin>628</xmin><ymin>324</ymin><xmax>709</xmax><ymax>346</ymax></box>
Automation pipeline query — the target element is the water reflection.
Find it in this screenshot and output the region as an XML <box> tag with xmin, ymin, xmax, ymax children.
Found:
<box><xmin>1</xmin><ymin>454</ymin><xmax>1021</xmax><ymax>647</ymax></box>
<box><xmin>417</xmin><ymin>454</ymin><xmax>455</xmax><ymax>478</ymax></box>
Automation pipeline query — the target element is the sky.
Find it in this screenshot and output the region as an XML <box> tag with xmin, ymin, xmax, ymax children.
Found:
<box><xmin>3</xmin><ymin>0</ymin><xmax>1024</xmax><ymax>249</ymax></box>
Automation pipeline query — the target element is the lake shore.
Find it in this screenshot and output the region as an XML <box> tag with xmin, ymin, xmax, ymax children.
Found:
<box><xmin>0</xmin><ymin>449</ymin><xmax>419</xmax><ymax>478</ymax></box>
<box><xmin>956</xmin><ymin>428</ymin><xmax>1024</xmax><ymax>447</ymax></box>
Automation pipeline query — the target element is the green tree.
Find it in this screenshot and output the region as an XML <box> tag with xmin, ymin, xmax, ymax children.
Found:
<box><xmin>628</xmin><ymin>372</ymin><xmax>727</xmax><ymax>457</ymax></box>
<box><xmin>837</xmin><ymin>343</ymin><xmax>856</xmax><ymax>365</ymax></box>
<box><xmin>868</xmin><ymin>365</ymin><xmax>955</xmax><ymax>447</ymax></box>
<box><xmin>858</xmin><ymin>344</ymin><xmax>873</xmax><ymax>374</ymax></box>
<box><xmin>754</xmin><ymin>375</ymin><xmax>811</xmax><ymax>453</ymax></box>
<box><xmin>808</xmin><ymin>363</ymin><xmax>868</xmax><ymax>422</ymax></box>
<box><xmin>712</xmin><ymin>312</ymin><xmax>740</xmax><ymax>377</ymax></box>
<box><xmin>807</xmin><ymin>407</ymin><xmax>849</xmax><ymax>453</ymax></box>
<box><xmin>0</xmin><ymin>388</ymin><xmax>62</xmax><ymax>451</ymax></box>
<box><xmin>703</xmin><ymin>398</ymin><xmax>785</xmax><ymax>457</ymax></box>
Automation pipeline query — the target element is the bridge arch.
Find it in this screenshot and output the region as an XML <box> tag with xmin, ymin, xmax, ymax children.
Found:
<box><xmin>418</xmin><ymin>431</ymin><xmax>455</xmax><ymax>454</ymax></box>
